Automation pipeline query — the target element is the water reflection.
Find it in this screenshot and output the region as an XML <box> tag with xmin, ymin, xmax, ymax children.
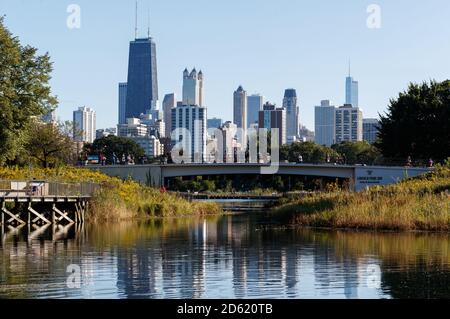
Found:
<box><xmin>0</xmin><ymin>215</ymin><xmax>450</xmax><ymax>299</ymax></box>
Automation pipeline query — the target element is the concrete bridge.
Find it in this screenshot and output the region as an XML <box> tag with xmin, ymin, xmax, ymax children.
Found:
<box><xmin>90</xmin><ymin>163</ymin><xmax>431</xmax><ymax>191</ymax></box>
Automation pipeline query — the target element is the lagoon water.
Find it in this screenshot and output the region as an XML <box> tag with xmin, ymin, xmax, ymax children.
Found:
<box><xmin>1</xmin><ymin>212</ymin><xmax>450</xmax><ymax>299</ymax></box>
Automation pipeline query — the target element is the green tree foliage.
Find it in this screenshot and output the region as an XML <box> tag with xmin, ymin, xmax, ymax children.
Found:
<box><xmin>280</xmin><ymin>141</ymin><xmax>339</xmax><ymax>163</ymax></box>
<box><xmin>25</xmin><ymin>121</ymin><xmax>76</xmax><ymax>168</ymax></box>
<box><xmin>85</xmin><ymin>135</ymin><xmax>145</xmax><ymax>163</ymax></box>
<box><xmin>377</xmin><ymin>80</ymin><xmax>450</xmax><ymax>161</ymax></box>
<box><xmin>0</xmin><ymin>17</ymin><xmax>57</xmax><ymax>164</ymax></box>
<box><xmin>331</xmin><ymin>141</ymin><xmax>381</xmax><ymax>165</ymax></box>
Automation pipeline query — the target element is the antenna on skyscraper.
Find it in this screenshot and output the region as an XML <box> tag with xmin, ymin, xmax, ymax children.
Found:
<box><xmin>147</xmin><ymin>6</ymin><xmax>150</xmax><ymax>38</ymax></box>
<box><xmin>135</xmin><ymin>0</ymin><xmax>138</xmax><ymax>39</ymax></box>
<box><xmin>348</xmin><ymin>59</ymin><xmax>351</xmax><ymax>77</ymax></box>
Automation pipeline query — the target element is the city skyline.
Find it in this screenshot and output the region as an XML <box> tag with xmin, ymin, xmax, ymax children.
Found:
<box><xmin>2</xmin><ymin>1</ymin><xmax>450</xmax><ymax>130</ymax></box>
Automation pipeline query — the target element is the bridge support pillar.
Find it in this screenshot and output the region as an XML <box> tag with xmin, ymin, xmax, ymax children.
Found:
<box><xmin>28</xmin><ymin>204</ymin><xmax>51</xmax><ymax>225</ymax></box>
<box><xmin>52</xmin><ymin>204</ymin><xmax>75</xmax><ymax>224</ymax></box>
<box><xmin>2</xmin><ymin>202</ymin><xmax>26</xmax><ymax>227</ymax></box>
<box><xmin>0</xmin><ymin>204</ymin><xmax>4</xmax><ymax>227</ymax></box>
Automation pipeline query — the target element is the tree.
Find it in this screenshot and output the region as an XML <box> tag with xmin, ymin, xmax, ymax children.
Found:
<box><xmin>86</xmin><ymin>135</ymin><xmax>145</xmax><ymax>163</ymax></box>
<box><xmin>377</xmin><ymin>80</ymin><xmax>450</xmax><ymax>161</ymax></box>
<box><xmin>331</xmin><ymin>141</ymin><xmax>381</xmax><ymax>165</ymax></box>
<box><xmin>0</xmin><ymin>17</ymin><xmax>57</xmax><ymax>165</ymax></box>
<box><xmin>24</xmin><ymin>121</ymin><xmax>76</xmax><ymax>168</ymax></box>
<box><xmin>280</xmin><ymin>141</ymin><xmax>339</xmax><ymax>164</ymax></box>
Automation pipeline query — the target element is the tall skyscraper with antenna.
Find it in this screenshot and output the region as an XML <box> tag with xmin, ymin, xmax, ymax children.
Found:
<box><xmin>345</xmin><ymin>62</ymin><xmax>358</xmax><ymax>107</ymax></box>
<box><xmin>124</xmin><ymin>1</ymin><xmax>159</xmax><ymax>121</ymax></box>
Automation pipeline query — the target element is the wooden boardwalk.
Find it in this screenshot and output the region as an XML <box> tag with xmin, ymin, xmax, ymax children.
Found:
<box><xmin>0</xmin><ymin>181</ymin><xmax>96</xmax><ymax>228</ymax></box>
<box><xmin>1</xmin><ymin>196</ymin><xmax>90</xmax><ymax>227</ymax></box>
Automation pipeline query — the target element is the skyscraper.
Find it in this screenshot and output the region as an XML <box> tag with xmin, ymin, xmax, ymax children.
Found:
<box><xmin>198</xmin><ymin>70</ymin><xmax>204</xmax><ymax>107</ymax></box>
<box><xmin>125</xmin><ymin>37</ymin><xmax>158</xmax><ymax>120</ymax></box>
<box><xmin>233</xmin><ymin>86</ymin><xmax>247</xmax><ymax>132</ymax></box>
<box><xmin>182</xmin><ymin>68</ymin><xmax>204</xmax><ymax>106</ymax></box>
<box><xmin>73</xmin><ymin>106</ymin><xmax>96</xmax><ymax>143</ymax></box>
<box><xmin>363</xmin><ymin>118</ymin><xmax>380</xmax><ymax>144</ymax></box>
<box><xmin>335</xmin><ymin>104</ymin><xmax>363</xmax><ymax>143</ymax></box>
<box><xmin>315</xmin><ymin>100</ymin><xmax>336</xmax><ymax>147</ymax></box>
<box><xmin>283</xmin><ymin>89</ymin><xmax>299</xmax><ymax>141</ymax></box>
<box><xmin>207</xmin><ymin>118</ymin><xmax>223</xmax><ymax>130</ymax></box>
<box><xmin>118</xmin><ymin>82</ymin><xmax>127</xmax><ymax>125</ymax></box>
<box><xmin>42</xmin><ymin>110</ymin><xmax>57</xmax><ymax>124</ymax></box>
<box><xmin>171</xmin><ymin>105</ymin><xmax>207</xmax><ymax>163</ymax></box>
<box><xmin>172</xmin><ymin>69</ymin><xmax>207</xmax><ymax>163</ymax></box>
<box><xmin>220</xmin><ymin>121</ymin><xmax>238</xmax><ymax>163</ymax></box>
<box><xmin>346</xmin><ymin>71</ymin><xmax>359</xmax><ymax>107</ymax></box>
<box><xmin>163</xmin><ymin>93</ymin><xmax>176</xmax><ymax>139</ymax></box>
<box><xmin>258</xmin><ymin>102</ymin><xmax>287</xmax><ymax>146</ymax></box>
<box><xmin>247</xmin><ymin>94</ymin><xmax>263</xmax><ymax>128</ymax></box>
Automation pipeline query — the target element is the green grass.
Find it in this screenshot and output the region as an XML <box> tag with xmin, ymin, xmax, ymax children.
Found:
<box><xmin>272</xmin><ymin>165</ymin><xmax>450</xmax><ymax>231</ymax></box>
<box><xmin>0</xmin><ymin>166</ymin><xmax>222</xmax><ymax>222</ymax></box>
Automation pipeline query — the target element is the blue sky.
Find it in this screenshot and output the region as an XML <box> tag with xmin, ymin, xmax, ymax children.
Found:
<box><xmin>2</xmin><ymin>0</ymin><xmax>450</xmax><ymax>130</ymax></box>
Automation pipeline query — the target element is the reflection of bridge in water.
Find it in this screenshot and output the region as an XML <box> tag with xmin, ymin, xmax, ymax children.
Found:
<box><xmin>91</xmin><ymin>163</ymin><xmax>431</xmax><ymax>191</ymax></box>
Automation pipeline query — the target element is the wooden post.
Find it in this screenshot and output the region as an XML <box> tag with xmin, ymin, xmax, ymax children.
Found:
<box><xmin>52</xmin><ymin>204</ymin><xmax>56</xmax><ymax>225</ymax></box>
<box><xmin>0</xmin><ymin>207</ymin><xmax>4</xmax><ymax>243</ymax></box>
<box><xmin>0</xmin><ymin>221</ymin><xmax>4</xmax><ymax>244</ymax></box>
<box><xmin>74</xmin><ymin>203</ymin><xmax>78</xmax><ymax>224</ymax></box>
<box><xmin>76</xmin><ymin>202</ymin><xmax>82</xmax><ymax>224</ymax></box>
<box><xmin>1</xmin><ymin>203</ymin><xmax>4</xmax><ymax>226</ymax></box>
<box><xmin>81</xmin><ymin>201</ymin><xmax>86</xmax><ymax>223</ymax></box>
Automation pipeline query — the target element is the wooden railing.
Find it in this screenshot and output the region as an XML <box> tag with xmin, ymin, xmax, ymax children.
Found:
<box><xmin>0</xmin><ymin>180</ymin><xmax>100</xmax><ymax>198</ymax></box>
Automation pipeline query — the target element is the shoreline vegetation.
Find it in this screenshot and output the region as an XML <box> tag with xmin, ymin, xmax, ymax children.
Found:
<box><xmin>0</xmin><ymin>167</ymin><xmax>221</xmax><ymax>222</ymax></box>
<box><xmin>271</xmin><ymin>164</ymin><xmax>450</xmax><ymax>232</ymax></box>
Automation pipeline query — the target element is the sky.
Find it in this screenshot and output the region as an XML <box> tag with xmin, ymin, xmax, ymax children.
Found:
<box><xmin>2</xmin><ymin>0</ymin><xmax>450</xmax><ymax>130</ymax></box>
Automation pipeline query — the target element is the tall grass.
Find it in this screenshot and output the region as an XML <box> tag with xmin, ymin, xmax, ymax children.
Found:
<box><xmin>0</xmin><ymin>166</ymin><xmax>221</xmax><ymax>222</ymax></box>
<box><xmin>272</xmin><ymin>165</ymin><xmax>450</xmax><ymax>231</ymax></box>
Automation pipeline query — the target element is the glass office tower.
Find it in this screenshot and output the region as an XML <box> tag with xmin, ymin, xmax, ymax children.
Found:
<box><xmin>125</xmin><ymin>37</ymin><xmax>158</xmax><ymax>120</ymax></box>
<box><xmin>345</xmin><ymin>76</ymin><xmax>359</xmax><ymax>107</ymax></box>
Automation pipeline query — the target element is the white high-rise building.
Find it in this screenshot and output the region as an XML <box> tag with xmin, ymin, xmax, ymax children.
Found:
<box><xmin>182</xmin><ymin>68</ymin><xmax>203</xmax><ymax>106</ymax></box>
<box><xmin>172</xmin><ymin>69</ymin><xmax>207</xmax><ymax>163</ymax></box>
<box><xmin>283</xmin><ymin>89</ymin><xmax>299</xmax><ymax>142</ymax></box>
<box><xmin>163</xmin><ymin>93</ymin><xmax>176</xmax><ymax>138</ymax></box>
<box><xmin>221</xmin><ymin>121</ymin><xmax>238</xmax><ymax>163</ymax></box>
<box><xmin>118</xmin><ymin>82</ymin><xmax>127</xmax><ymax>125</ymax></box>
<box><xmin>247</xmin><ymin>94</ymin><xmax>263</xmax><ymax>128</ymax></box>
<box><xmin>117</xmin><ymin>118</ymin><xmax>148</xmax><ymax>137</ymax></box>
<box><xmin>335</xmin><ymin>104</ymin><xmax>363</xmax><ymax>143</ymax></box>
<box><xmin>73</xmin><ymin>106</ymin><xmax>96</xmax><ymax>143</ymax></box>
<box><xmin>233</xmin><ymin>86</ymin><xmax>247</xmax><ymax>132</ymax></box>
<box><xmin>171</xmin><ymin>105</ymin><xmax>207</xmax><ymax>163</ymax></box>
<box><xmin>315</xmin><ymin>100</ymin><xmax>336</xmax><ymax>146</ymax></box>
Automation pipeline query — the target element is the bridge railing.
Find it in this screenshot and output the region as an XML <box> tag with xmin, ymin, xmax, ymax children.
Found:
<box><xmin>0</xmin><ymin>180</ymin><xmax>100</xmax><ymax>198</ymax></box>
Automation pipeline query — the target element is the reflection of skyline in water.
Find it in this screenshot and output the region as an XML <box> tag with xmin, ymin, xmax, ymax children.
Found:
<box><xmin>1</xmin><ymin>215</ymin><xmax>450</xmax><ymax>299</ymax></box>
